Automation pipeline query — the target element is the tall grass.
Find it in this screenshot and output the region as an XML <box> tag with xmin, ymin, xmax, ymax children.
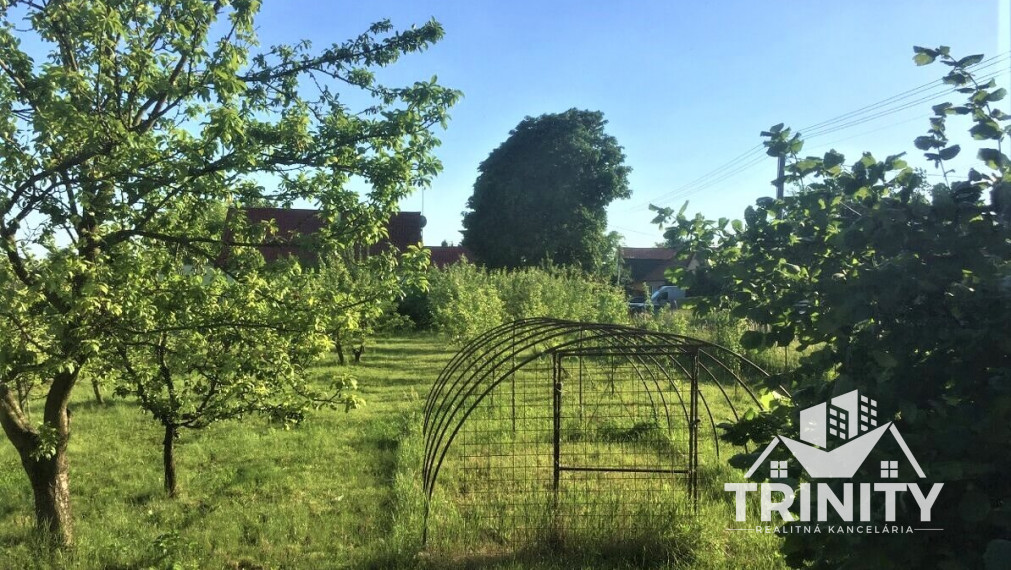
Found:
<box><xmin>632</xmin><ymin>308</ymin><xmax>804</xmax><ymax>375</ymax></box>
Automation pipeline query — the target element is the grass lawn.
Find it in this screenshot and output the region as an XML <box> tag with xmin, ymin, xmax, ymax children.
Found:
<box><xmin>0</xmin><ymin>334</ymin><xmax>786</xmax><ymax>569</ymax></box>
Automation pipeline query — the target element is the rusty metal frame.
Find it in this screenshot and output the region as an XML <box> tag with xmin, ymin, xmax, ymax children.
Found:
<box><xmin>421</xmin><ymin>318</ymin><xmax>781</xmax><ymax>544</ymax></box>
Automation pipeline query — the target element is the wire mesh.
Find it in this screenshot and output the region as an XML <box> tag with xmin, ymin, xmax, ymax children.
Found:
<box><xmin>422</xmin><ymin>318</ymin><xmax>775</xmax><ymax>550</ymax></box>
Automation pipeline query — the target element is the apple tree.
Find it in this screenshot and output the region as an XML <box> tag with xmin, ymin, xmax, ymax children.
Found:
<box><xmin>0</xmin><ymin>0</ymin><xmax>457</xmax><ymax>545</ymax></box>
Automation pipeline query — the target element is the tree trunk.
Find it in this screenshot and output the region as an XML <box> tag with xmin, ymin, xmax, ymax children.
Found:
<box><xmin>91</xmin><ymin>378</ymin><xmax>104</xmax><ymax>405</ymax></box>
<box><xmin>25</xmin><ymin>451</ymin><xmax>73</xmax><ymax>545</ymax></box>
<box><xmin>352</xmin><ymin>343</ymin><xmax>365</xmax><ymax>363</ymax></box>
<box><xmin>335</xmin><ymin>343</ymin><xmax>346</xmax><ymax>366</ymax></box>
<box><xmin>0</xmin><ymin>374</ymin><xmax>76</xmax><ymax>547</ymax></box>
<box><xmin>163</xmin><ymin>423</ymin><xmax>177</xmax><ymax>497</ymax></box>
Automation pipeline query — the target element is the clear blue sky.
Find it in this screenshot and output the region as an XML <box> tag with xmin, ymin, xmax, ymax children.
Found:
<box><xmin>256</xmin><ymin>0</ymin><xmax>1010</xmax><ymax>247</ymax></box>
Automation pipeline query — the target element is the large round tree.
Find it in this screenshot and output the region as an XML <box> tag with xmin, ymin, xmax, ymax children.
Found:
<box><xmin>461</xmin><ymin>109</ymin><xmax>631</xmax><ymax>271</ymax></box>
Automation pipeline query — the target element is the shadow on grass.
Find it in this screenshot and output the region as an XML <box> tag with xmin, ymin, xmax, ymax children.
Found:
<box><xmin>366</xmin><ymin>341</ymin><xmax>454</xmax><ymax>360</ymax></box>
<box><xmin>387</xmin><ymin>536</ymin><xmax>693</xmax><ymax>570</ymax></box>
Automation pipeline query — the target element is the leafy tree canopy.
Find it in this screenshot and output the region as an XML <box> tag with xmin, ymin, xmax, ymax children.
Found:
<box><xmin>653</xmin><ymin>47</ymin><xmax>1011</xmax><ymax>568</ymax></box>
<box><xmin>461</xmin><ymin>108</ymin><xmax>631</xmax><ymax>272</ymax></box>
<box><xmin>0</xmin><ymin>0</ymin><xmax>457</xmax><ymax>545</ymax></box>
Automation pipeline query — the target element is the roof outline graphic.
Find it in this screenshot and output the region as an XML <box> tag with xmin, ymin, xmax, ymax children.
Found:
<box><xmin>744</xmin><ymin>390</ymin><xmax>926</xmax><ymax>479</ymax></box>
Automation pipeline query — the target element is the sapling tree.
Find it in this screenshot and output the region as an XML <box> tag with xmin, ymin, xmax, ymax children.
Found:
<box><xmin>654</xmin><ymin>47</ymin><xmax>1011</xmax><ymax>568</ymax></box>
<box><xmin>107</xmin><ymin>247</ymin><xmax>351</xmax><ymax>497</ymax></box>
<box><xmin>0</xmin><ymin>0</ymin><xmax>457</xmax><ymax>545</ymax></box>
<box><xmin>318</xmin><ymin>245</ymin><xmax>430</xmax><ymax>365</ymax></box>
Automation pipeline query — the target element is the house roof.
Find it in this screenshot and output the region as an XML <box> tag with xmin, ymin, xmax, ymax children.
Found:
<box><xmin>620</xmin><ymin>247</ymin><xmax>677</xmax><ymax>261</ymax></box>
<box><xmin>427</xmin><ymin>245</ymin><xmax>472</xmax><ymax>268</ymax></box>
<box><xmin>386</xmin><ymin>212</ymin><xmax>426</xmax><ymax>252</ymax></box>
<box><xmin>229</xmin><ymin>208</ymin><xmax>425</xmax><ymax>265</ymax></box>
<box><xmin>621</xmin><ymin>247</ymin><xmax>684</xmax><ymax>285</ymax></box>
<box><xmin>745</xmin><ymin>424</ymin><xmax>927</xmax><ymax>480</ymax></box>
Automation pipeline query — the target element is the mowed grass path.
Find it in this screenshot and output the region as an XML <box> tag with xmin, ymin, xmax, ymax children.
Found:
<box><xmin>0</xmin><ymin>334</ymin><xmax>785</xmax><ymax>569</ymax></box>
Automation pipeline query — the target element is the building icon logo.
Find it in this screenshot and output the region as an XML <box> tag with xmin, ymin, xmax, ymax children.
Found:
<box><xmin>744</xmin><ymin>389</ymin><xmax>925</xmax><ymax>480</ymax></box>
<box><xmin>725</xmin><ymin>390</ymin><xmax>944</xmax><ymax>531</ymax></box>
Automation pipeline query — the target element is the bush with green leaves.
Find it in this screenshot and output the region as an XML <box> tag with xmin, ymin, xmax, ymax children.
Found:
<box><xmin>654</xmin><ymin>47</ymin><xmax>1011</xmax><ymax>569</ymax></box>
<box><xmin>425</xmin><ymin>262</ymin><xmax>628</xmax><ymax>341</ymax></box>
<box><xmin>427</xmin><ymin>262</ymin><xmax>509</xmax><ymax>342</ymax></box>
<box><xmin>315</xmin><ymin>245</ymin><xmax>430</xmax><ymax>364</ymax></box>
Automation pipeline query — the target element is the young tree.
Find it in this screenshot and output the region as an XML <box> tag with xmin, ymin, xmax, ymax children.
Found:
<box><xmin>319</xmin><ymin>246</ymin><xmax>430</xmax><ymax>365</ymax></box>
<box><xmin>0</xmin><ymin>1</ymin><xmax>457</xmax><ymax>545</ymax></box>
<box><xmin>461</xmin><ymin>109</ymin><xmax>632</xmax><ymax>272</ymax></box>
<box><xmin>108</xmin><ymin>248</ymin><xmax>347</xmax><ymax>498</ymax></box>
<box><xmin>655</xmin><ymin>48</ymin><xmax>1011</xmax><ymax>568</ymax></box>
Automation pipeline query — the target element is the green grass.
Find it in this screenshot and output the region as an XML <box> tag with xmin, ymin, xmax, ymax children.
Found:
<box><xmin>0</xmin><ymin>334</ymin><xmax>786</xmax><ymax>569</ymax></box>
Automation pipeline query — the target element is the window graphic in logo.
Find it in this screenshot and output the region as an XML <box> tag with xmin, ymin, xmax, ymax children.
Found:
<box><xmin>745</xmin><ymin>389</ymin><xmax>924</xmax><ymax>480</ymax></box>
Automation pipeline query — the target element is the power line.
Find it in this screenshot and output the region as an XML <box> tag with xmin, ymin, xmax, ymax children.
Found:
<box><xmin>799</xmin><ymin>53</ymin><xmax>1009</xmax><ymax>134</ymax></box>
<box><xmin>804</xmin><ymin>114</ymin><xmax>925</xmax><ymax>152</ymax></box>
<box><xmin>629</xmin><ymin>52</ymin><xmax>1010</xmax><ymax>211</ymax></box>
<box><xmin>613</xmin><ymin>225</ymin><xmax>660</xmax><ymax>238</ymax></box>
<box><xmin>642</xmin><ymin>64</ymin><xmax>1009</xmax><ymax>208</ymax></box>
<box><xmin>805</xmin><ymin>67</ymin><xmax>1009</xmax><ymax>139</ymax></box>
<box><xmin>620</xmin><ymin>143</ymin><xmax>764</xmax><ymax>212</ymax></box>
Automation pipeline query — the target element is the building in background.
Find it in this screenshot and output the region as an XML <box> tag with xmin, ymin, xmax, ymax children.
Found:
<box><xmin>228</xmin><ymin>208</ymin><xmax>425</xmax><ymax>266</ymax></box>
<box><xmin>620</xmin><ymin>247</ymin><xmax>688</xmax><ymax>295</ymax></box>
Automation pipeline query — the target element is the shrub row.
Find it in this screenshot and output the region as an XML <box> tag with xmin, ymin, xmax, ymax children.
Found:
<box><xmin>403</xmin><ymin>262</ymin><xmax>628</xmax><ymax>342</ymax></box>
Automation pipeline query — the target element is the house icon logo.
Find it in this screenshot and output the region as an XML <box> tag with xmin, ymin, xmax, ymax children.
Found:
<box><xmin>745</xmin><ymin>389</ymin><xmax>925</xmax><ymax>480</ymax></box>
<box><xmin>724</xmin><ymin>390</ymin><xmax>944</xmax><ymax>531</ymax></box>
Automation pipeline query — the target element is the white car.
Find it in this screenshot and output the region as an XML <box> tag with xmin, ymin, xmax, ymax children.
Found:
<box><xmin>628</xmin><ymin>286</ymin><xmax>686</xmax><ymax>313</ymax></box>
<box><xmin>650</xmin><ymin>286</ymin><xmax>685</xmax><ymax>309</ymax></box>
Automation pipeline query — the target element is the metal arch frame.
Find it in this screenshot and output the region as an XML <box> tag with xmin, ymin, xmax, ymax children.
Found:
<box><xmin>421</xmin><ymin>318</ymin><xmax>784</xmax><ymax>542</ymax></box>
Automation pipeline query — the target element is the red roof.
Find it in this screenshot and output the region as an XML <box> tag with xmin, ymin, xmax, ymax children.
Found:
<box><xmin>386</xmin><ymin>212</ymin><xmax>426</xmax><ymax>252</ymax></box>
<box><xmin>427</xmin><ymin>245</ymin><xmax>472</xmax><ymax>268</ymax></box>
<box><xmin>228</xmin><ymin>208</ymin><xmax>425</xmax><ymax>265</ymax></box>
<box><xmin>621</xmin><ymin>247</ymin><xmax>685</xmax><ymax>285</ymax></box>
<box><xmin>620</xmin><ymin>247</ymin><xmax>677</xmax><ymax>260</ymax></box>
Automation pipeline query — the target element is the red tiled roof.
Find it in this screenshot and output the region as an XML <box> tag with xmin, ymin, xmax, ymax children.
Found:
<box><xmin>228</xmin><ymin>208</ymin><xmax>424</xmax><ymax>265</ymax></box>
<box><xmin>386</xmin><ymin>212</ymin><xmax>425</xmax><ymax>251</ymax></box>
<box><xmin>620</xmin><ymin>247</ymin><xmax>677</xmax><ymax>260</ymax></box>
<box><xmin>427</xmin><ymin>245</ymin><xmax>472</xmax><ymax>268</ymax></box>
<box><xmin>621</xmin><ymin>247</ymin><xmax>686</xmax><ymax>286</ymax></box>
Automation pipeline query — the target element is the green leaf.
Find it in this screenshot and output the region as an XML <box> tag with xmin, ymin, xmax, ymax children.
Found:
<box><xmin>956</xmin><ymin>54</ymin><xmax>985</xmax><ymax>67</ymax></box>
<box><xmin>913</xmin><ymin>46</ymin><xmax>937</xmax><ymax>66</ymax></box>
<box><xmin>987</xmin><ymin>88</ymin><xmax>1007</xmax><ymax>102</ymax></box>
<box><xmin>970</xmin><ymin>121</ymin><xmax>1004</xmax><ymax>140</ymax></box>
<box><xmin>938</xmin><ymin>145</ymin><xmax>960</xmax><ymax>161</ymax></box>
<box><xmin>871</xmin><ymin>350</ymin><xmax>898</xmax><ymax>369</ymax></box>
<box><xmin>740</xmin><ymin>330</ymin><xmax>768</xmax><ymax>350</ymax></box>
<box><xmin>914</xmin><ymin>136</ymin><xmax>937</xmax><ymax>150</ymax></box>
<box><xmin>978</xmin><ymin>148</ymin><xmax>1008</xmax><ymax>169</ymax></box>
<box><xmin>823</xmin><ymin>150</ymin><xmax>845</xmax><ymax>169</ymax></box>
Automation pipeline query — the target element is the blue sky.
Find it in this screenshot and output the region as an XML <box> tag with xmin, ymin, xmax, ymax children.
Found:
<box><xmin>255</xmin><ymin>1</ymin><xmax>1010</xmax><ymax>247</ymax></box>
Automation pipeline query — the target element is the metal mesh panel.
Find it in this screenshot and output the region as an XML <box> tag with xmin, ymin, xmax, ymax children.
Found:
<box><xmin>422</xmin><ymin>318</ymin><xmax>775</xmax><ymax>549</ymax></box>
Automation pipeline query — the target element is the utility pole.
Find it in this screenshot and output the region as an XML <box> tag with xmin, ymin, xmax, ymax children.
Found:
<box><xmin>775</xmin><ymin>154</ymin><xmax>786</xmax><ymax>201</ymax></box>
<box><xmin>774</xmin><ymin>154</ymin><xmax>786</xmax><ymax>220</ymax></box>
